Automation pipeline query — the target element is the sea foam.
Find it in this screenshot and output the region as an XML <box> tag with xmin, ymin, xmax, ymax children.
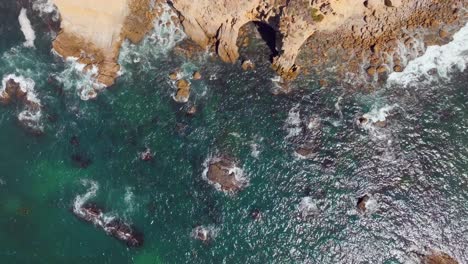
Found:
<box><xmin>388</xmin><ymin>22</ymin><xmax>468</xmax><ymax>86</ymax></box>
<box><xmin>1</xmin><ymin>74</ymin><xmax>43</xmax><ymax>132</ymax></box>
<box><xmin>32</xmin><ymin>0</ymin><xmax>59</xmax><ymax>20</ymax></box>
<box><xmin>18</xmin><ymin>9</ymin><xmax>36</xmax><ymax>48</ymax></box>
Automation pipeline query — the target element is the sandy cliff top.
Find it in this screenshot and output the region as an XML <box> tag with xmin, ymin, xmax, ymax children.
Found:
<box><xmin>52</xmin><ymin>0</ymin><xmax>129</xmax><ymax>50</ymax></box>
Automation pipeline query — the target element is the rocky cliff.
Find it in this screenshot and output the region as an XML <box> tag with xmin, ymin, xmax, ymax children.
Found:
<box><xmin>171</xmin><ymin>0</ymin><xmax>466</xmax><ymax>81</ymax></box>
<box><xmin>49</xmin><ymin>0</ymin><xmax>467</xmax><ymax>88</ymax></box>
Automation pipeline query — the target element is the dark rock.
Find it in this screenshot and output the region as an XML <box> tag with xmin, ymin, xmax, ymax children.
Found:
<box><xmin>73</xmin><ymin>203</ymin><xmax>144</xmax><ymax>247</ymax></box>
<box><xmin>70</xmin><ymin>136</ymin><xmax>80</xmax><ymax>146</ymax></box>
<box><xmin>250</xmin><ymin>208</ymin><xmax>262</xmax><ymax>221</ymax></box>
<box><xmin>140</xmin><ymin>148</ymin><xmax>153</xmax><ymax>161</ymax></box>
<box><xmin>357</xmin><ymin>194</ymin><xmax>370</xmax><ymax>212</ymax></box>
<box><xmin>71</xmin><ymin>154</ymin><xmax>92</xmax><ymax>168</ymax></box>
<box><xmin>192</xmin><ymin>225</ymin><xmax>210</xmax><ymax>242</ymax></box>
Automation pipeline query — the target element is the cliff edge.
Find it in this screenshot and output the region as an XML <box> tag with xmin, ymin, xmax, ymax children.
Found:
<box><xmin>49</xmin><ymin>0</ymin><xmax>467</xmax><ymax>88</ymax></box>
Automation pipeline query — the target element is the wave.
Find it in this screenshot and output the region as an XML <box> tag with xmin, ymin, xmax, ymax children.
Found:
<box><xmin>284</xmin><ymin>104</ymin><xmax>302</xmax><ymax>139</ymax></box>
<box><xmin>118</xmin><ymin>3</ymin><xmax>186</xmax><ymax>74</ymax></box>
<box><xmin>298</xmin><ymin>196</ymin><xmax>318</xmax><ymax>218</ymax></box>
<box><xmin>73</xmin><ymin>179</ymin><xmax>100</xmax><ymax>214</ymax></box>
<box><xmin>18</xmin><ymin>9</ymin><xmax>36</xmax><ymax>48</ymax></box>
<box><xmin>388</xmin><ymin>22</ymin><xmax>468</xmax><ymax>86</ymax></box>
<box><xmin>1</xmin><ymin>74</ymin><xmax>43</xmax><ymax>132</ymax></box>
<box><xmin>32</xmin><ymin>0</ymin><xmax>59</xmax><ymax>21</ymax></box>
<box><xmin>52</xmin><ymin>54</ymin><xmax>104</xmax><ymax>101</ymax></box>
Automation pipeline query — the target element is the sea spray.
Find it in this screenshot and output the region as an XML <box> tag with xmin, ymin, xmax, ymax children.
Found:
<box><xmin>73</xmin><ymin>179</ymin><xmax>99</xmax><ymax>214</ymax></box>
<box><xmin>0</xmin><ymin>74</ymin><xmax>43</xmax><ymax>132</ymax></box>
<box><xmin>284</xmin><ymin>104</ymin><xmax>302</xmax><ymax>139</ymax></box>
<box><xmin>53</xmin><ymin>55</ymin><xmax>104</xmax><ymax>101</ymax></box>
<box><xmin>18</xmin><ymin>9</ymin><xmax>36</xmax><ymax>48</ymax></box>
<box><xmin>32</xmin><ymin>0</ymin><xmax>59</xmax><ymax>21</ymax></box>
<box><xmin>388</xmin><ymin>22</ymin><xmax>468</xmax><ymax>87</ymax></box>
<box><xmin>118</xmin><ymin>3</ymin><xmax>186</xmax><ymax>75</ymax></box>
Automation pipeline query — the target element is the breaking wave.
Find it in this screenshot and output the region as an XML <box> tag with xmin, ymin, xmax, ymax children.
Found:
<box><xmin>31</xmin><ymin>0</ymin><xmax>59</xmax><ymax>21</ymax></box>
<box><xmin>18</xmin><ymin>8</ymin><xmax>36</xmax><ymax>48</ymax></box>
<box><xmin>1</xmin><ymin>74</ymin><xmax>43</xmax><ymax>132</ymax></box>
<box><xmin>388</xmin><ymin>22</ymin><xmax>468</xmax><ymax>87</ymax></box>
<box><xmin>118</xmin><ymin>3</ymin><xmax>186</xmax><ymax>74</ymax></box>
<box><xmin>73</xmin><ymin>179</ymin><xmax>99</xmax><ymax>212</ymax></box>
<box><xmin>53</xmin><ymin>54</ymin><xmax>105</xmax><ymax>101</ymax></box>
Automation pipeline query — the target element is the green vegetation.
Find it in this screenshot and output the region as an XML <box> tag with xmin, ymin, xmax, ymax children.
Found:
<box><xmin>311</xmin><ymin>8</ymin><xmax>324</xmax><ymax>22</ymax></box>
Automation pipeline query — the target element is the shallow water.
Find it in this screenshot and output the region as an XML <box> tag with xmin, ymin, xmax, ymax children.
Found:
<box><xmin>1</xmin><ymin>2</ymin><xmax>468</xmax><ymax>264</ymax></box>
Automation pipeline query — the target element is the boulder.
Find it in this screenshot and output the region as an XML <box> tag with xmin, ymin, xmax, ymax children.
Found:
<box><xmin>192</xmin><ymin>71</ymin><xmax>202</xmax><ymax>80</ymax></box>
<box><xmin>423</xmin><ymin>252</ymin><xmax>458</xmax><ymax>264</ymax></box>
<box><xmin>174</xmin><ymin>79</ymin><xmax>191</xmax><ymax>103</ymax></box>
<box><xmin>357</xmin><ymin>194</ymin><xmax>370</xmax><ymax>212</ymax></box>
<box><xmin>241</xmin><ymin>59</ymin><xmax>255</xmax><ymax>71</ymax></box>
<box><xmin>206</xmin><ymin>156</ymin><xmax>245</xmax><ymax>192</ymax></box>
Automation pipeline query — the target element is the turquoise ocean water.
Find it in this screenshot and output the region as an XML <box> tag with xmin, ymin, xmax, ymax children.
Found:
<box><xmin>1</xmin><ymin>1</ymin><xmax>468</xmax><ymax>263</ymax></box>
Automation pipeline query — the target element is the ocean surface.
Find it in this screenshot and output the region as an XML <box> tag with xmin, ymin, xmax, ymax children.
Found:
<box><xmin>1</xmin><ymin>1</ymin><xmax>468</xmax><ymax>263</ymax></box>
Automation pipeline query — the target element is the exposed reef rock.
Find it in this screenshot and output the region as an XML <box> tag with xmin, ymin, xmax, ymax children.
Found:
<box><xmin>73</xmin><ymin>203</ymin><xmax>144</xmax><ymax>247</ymax></box>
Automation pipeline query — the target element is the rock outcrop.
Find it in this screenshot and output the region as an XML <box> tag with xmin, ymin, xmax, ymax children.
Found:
<box><xmin>51</xmin><ymin>0</ymin><xmax>160</xmax><ymax>87</ymax></box>
<box><xmin>49</xmin><ymin>0</ymin><xmax>467</xmax><ymax>87</ymax></box>
<box><xmin>170</xmin><ymin>0</ymin><xmax>466</xmax><ymax>81</ymax></box>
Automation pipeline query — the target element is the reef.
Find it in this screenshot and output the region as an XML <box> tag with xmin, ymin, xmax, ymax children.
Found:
<box><xmin>47</xmin><ymin>0</ymin><xmax>467</xmax><ymax>88</ymax></box>
<box><xmin>73</xmin><ymin>203</ymin><xmax>144</xmax><ymax>247</ymax></box>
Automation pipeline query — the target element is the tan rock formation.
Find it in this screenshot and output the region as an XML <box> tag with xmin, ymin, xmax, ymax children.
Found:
<box><xmin>171</xmin><ymin>0</ymin><xmax>466</xmax><ymax>81</ymax></box>
<box><xmin>51</xmin><ymin>0</ymin><xmax>159</xmax><ymax>87</ymax></box>
<box><xmin>51</xmin><ymin>0</ymin><xmax>467</xmax><ymax>87</ymax></box>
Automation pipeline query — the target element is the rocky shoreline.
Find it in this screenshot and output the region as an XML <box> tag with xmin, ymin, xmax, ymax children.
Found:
<box><xmin>48</xmin><ymin>0</ymin><xmax>467</xmax><ymax>90</ymax></box>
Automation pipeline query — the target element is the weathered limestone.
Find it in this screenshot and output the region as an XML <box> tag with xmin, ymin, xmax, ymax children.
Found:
<box><xmin>50</xmin><ymin>0</ymin><xmax>467</xmax><ymax>86</ymax></box>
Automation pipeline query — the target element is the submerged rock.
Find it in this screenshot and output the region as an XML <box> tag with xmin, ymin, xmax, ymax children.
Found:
<box><xmin>204</xmin><ymin>155</ymin><xmax>247</xmax><ymax>193</ymax></box>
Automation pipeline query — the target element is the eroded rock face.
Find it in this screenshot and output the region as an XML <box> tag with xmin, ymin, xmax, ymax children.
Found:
<box><xmin>50</xmin><ymin>0</ymin><xmax>466</xmax><ymax>87</ymax></box>
<box><xmin>171</xmin><ymin>0</ymin><xmax>466</xmax><ymax>81</ymax></box>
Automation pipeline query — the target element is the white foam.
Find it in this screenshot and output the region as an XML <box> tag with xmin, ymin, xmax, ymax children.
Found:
<box><xmin>1</xmin><ymin>74</ymin><xmax>43</xmax><ymax>131</ymax></box>
<box><xmin>298</xmin><ymin>196</ymin><xmax>318</xmax><ymax>218</ymax></box>
<box><xmin>201</xmin><ymin>155</ymin><xmax>249</xmax><ymax>194</ymax></box>
<box><xmin>362</xmin><ymin>104</ymin><xmax>396</xmax><ymax>124</ymax></box>
<box><xmin>191</xmin><ymin>225</ymin><xmax>218</xmax><ymax>241</ymax></box>
<box><xmin>250</xmin><ymin>143</ymin><xmax>260</xmax><ymax>159</ymax></box>
<box><xmin>118</xmin><ymin>3</ymin><xmax>186</xmax><ymax>73</ymax></box>
<box><xmin>388</xmin><ymin>22</ymin><xmax>468</xmax><ymax>86</ymax></box>
<box><xmin>284</xmin><ymin>104</ymin><xmax>302</xmax><ymax>139</ymax></box>
<box><xmin>32</xmin><ymin>0</ymin><xmax>59</xmax><ymax>20</ymax></box>
<box><xmin>54</xmin><ymin>55</ymin><xmax>104</xmax><ymax>101</ymax></box>
<box><xmin>73</xmin><ymin>179</ymin><xmax>99</xmax><ymax>215</ymax></box>
<box><xmin>359</xmin><ymin>104</ymin><xmax>397</xmax><ymax>141</ymax></box>
<box><xmin>124</xmin><ymin>187</ymin><xmax>136</xmax><ymax>214</ymax></box>
<box><xmin>18</xmin><ymin>9</ymin><xmax>36</xmax><ymax>48</ymax></box>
